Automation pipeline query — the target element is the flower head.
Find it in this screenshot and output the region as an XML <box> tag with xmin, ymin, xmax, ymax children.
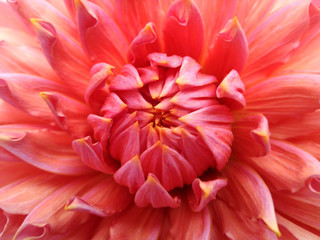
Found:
<box><xmin>0</xmin><ymin>0</ymin><xmax>320</xmax><ymax>239</ymax></box>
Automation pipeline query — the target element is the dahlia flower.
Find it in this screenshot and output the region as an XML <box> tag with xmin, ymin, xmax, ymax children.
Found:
<box><xmin>0</xmin><ymin>0</ymin><xmax>320</xmax><ymax>239</ymax></box>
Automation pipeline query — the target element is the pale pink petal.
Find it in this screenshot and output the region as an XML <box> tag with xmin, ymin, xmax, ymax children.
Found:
<box><xmin>203</xmin><ymin>17</ymin><xmax>248</xmax><ymax>80</ymax></box>
<box><xmin>72</xmin><ymin>136</ymin><xmax>116</xmax><ymax>174</ymax></box>
<box><xmin>110</xmin><ymin>205</ymin><xmax>164</xmax><ymax>240</ymax></box>
<box><xmin>31</xmin><ymin>18</ymin><xmax>91</xmax><ymax>97</ymax></box>
<box><xmin>246</xmin><ymin>140</ymin><xmax>320</xmax><ymax>193</ymax></box>
<box><xmin>163</xmin><ymin>0</ymin><xmax>204</xmax><ymax>60</ymax></box>
<box><xmin>66</xmin><ymin>177</ymin><xmax>133</xmax><ymax>217</ymax></box>
<box><xmin>232</xmin><ymin>113</ymin><xmax>271</xmax><ymax>157</ymax></box>
<box><xmin>0</xmin><ymin>27</ymin><xmax>37</xmax><ymax>47</ymax></box>
<box><xmin>245</xmin><ymin>74</ymin><xmax>320</xmax><ymax>124</ymax></box>
<box><xmin>219</xmin><ymin>162</ymin><xmax>280</xmax><ymax>235</ymax></box>
<box><xmin>0</xmin><ymin>125</ymin><xmax>92</xmax><ymax>175</ymax></box>
<box><xmin>75</xmin><ymin>0</ymin><xmax>128</xmax><ymax>67</ymax></box>
<box><xmin>168</xmin><ymin>203</ymin><xmax>212</xmax><ymax>240</ymax></box>
<box><xmin>243</xmin><ymin>1</ymin><xmax>310</xmax><ymax>83</ymax></box>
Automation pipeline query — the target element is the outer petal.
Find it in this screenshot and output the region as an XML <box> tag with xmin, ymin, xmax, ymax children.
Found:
<box><xmin>65</xmin><ymin>177</ymin><xmax>133</xmax><ymax>217</ymax></box>
<box><xmin>31</xmin><ymin>19</ymin><xmax>91</xmax><ymax>97</ymax></box>
<box><xmin>168</xmin><ymin>202</ymin><xmax>212</xmax><ymax>240</ymax></box>
<box><xmin>203</xmin><ymin>17</ymin><xmax>248</xmax><ymax>80</ymax></box>
<box><xmin>245</xmin><ymin>74</ymin><xmax>320</xmax><ymax>124</ymax></box>
<box><xmin>163</xmin><ymin>0</ymin><xmax>204</xmax><ymax>60</ymax></box>
<box><xmin>75</xmin><ymin>0</ymin><xmax>128</xmax><ymax>67</ymax></box>
<box><xmin>243</xmin><ymin>1</ymin><xmax>310</xmax><ymax>83</ymax></box>
<box><xmin>0</xmin><ymin>125</ymin><xmax>92</xmax><ymax>175</ymax></box>
<box><xmin>219</xmin><ymin>162</ymin><xmax>280</xmax><ymax>235</ymax></box>
<box><xmin>246</xmin><ymin>140</ymin><xmax>320</xmax><ymax>193</ymax></box>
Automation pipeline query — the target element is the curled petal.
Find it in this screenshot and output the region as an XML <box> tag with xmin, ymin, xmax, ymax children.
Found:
<box><xmin>113</xmin><ymin>155</ymin><xmax>145</xmax><ymax>194</ymax></box>
<box><xmin>204</xmin><ymin>17</ymin><xmax>248</xmax><ymax>80</ymax></box>
<box><xmin>128</xmin><ymin>23</ymin><xmax>160</xmax><ymax>67</ymax></box>
<box><xmin>75</xmin><ymin>0</ymin><xmax>128</xmax><ymax>67</ymax></box>
<box><xmin>148</xmin><ymin>52</ymin><xmax>183</xmax><ymax>68</ymax></box>
<box><xmin>216</xmin><ymin>70</ymin><xmax>246</xmax><ymax>110</ymax></box>
<box><xmin>220</xmin><ymin>162</ymin><xmax>280</xmax><ymax>235</ymax></box>
<box><xmin>40</xmin><ymin>92</ymin><xmax>91</xmax><ymax>138</ymax></box>
<box><xmin>72</xmin><ymin>136</ymin><xmax>116</xmax><ymax>174</ymax></box>
<box><xmin>100</xmin><ymin>93</ymin><xmax>127</xmax><ymax>118</ymax></box>
<box><xmin>246</xmin><ymin>140</ymin><xmax>320</xmax><ymax>193</ymax></box>
<box><xmin>163</xmin><ymin>0</ymin><xmax>204</xmax><ymax>60</ymax></box>
<box><xmin>109</xmin><ymin>64</ymin><xmax>143</xmax><ymax>91</ymax></box>
<box><xmin>85</xmin><ymin>63</ymin><xmax>114</xmax><ymax>112</ymax></box>
<box><xmin>175</xmin><ymin>57</ymin><xmax>202</xmax><ymax>88</ymax></box>
<box><xmin>66</xmin><ymin>177</ymin><xmax>133</xmax><ymax>217</ymax></box>
<box><xmin>232</xmin><ymin>113</ymin><xmax>271</xmax><ymax>157</ymax></box>
<box><xmin>188</xmin><ymin>178</ymin><xmax>227</xmax><ymax>212</ymax></box>
<box><xmin>134</xmin><ymin>173</ymin><xmax>180</xmax><ymax>208</ymax></box>
<box><xmin>87</xmin><ymin>114</ymin><xmax>112</xmax><ymax>149</ymax></box>
<box><xmin>31</xmin><ymin>18</ymin><xmax>91</xmax><ymax>97</ymax></box>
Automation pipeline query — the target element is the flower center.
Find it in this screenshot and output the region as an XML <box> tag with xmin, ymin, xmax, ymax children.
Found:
<box><xmin>99</xmin><ymin>53</ymin><xmax>234</xmax><ymax>192</ymax></box>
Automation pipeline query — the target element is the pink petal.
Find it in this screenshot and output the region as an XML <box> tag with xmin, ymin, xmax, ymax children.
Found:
<box><xmin>169</xmin><ymin>202</ymin><xmax>212</xmax><ymax>240</ymax></box>
<box><xmin>0</xmin><ymin>210</ymin><xmax>24</xmax><ymax>240</ymax></box>
<box><xmin>117</xmin><ymin>90</ymin><xmax>152</xmax><ymax>110</ymax></box>
<box><xmin>243</xmin><ymin>1</ymin><xmax>310</xmax><ymax>82</ymax></box>
<box><xmin>109</xmin><ymin>121</ymin><xmax>140</xmax><ymax>164</ymax></box>
<box><xmin>216</xmin><ymin>70</ymin><xmax>246</xmax><ymax>110</ymax></box>
<box><xmin>0</xmin><ymin>173</ymin><xmax>68</xmax><ymax>214</ymax></box>
<box><xmin>197</xmin><ymin>126</ymin><xmax>233</xmax><ymax>170</ymax></box>
<box><xmin>0</xmin><ymin>42</ymin><xmax>59</xmax><ymax>81</ymax></box>
<box><xmin>232</xmin><ymin>113</ymin><xmax>271</xmax><ymax>157</ymax></box>
<box><xmin>163</xmin><ymin>0</ymin><xmax>204</xmax><ymax>60</ymax></box>
<box><xmin>113</xmin><ymin>155</ymin><xmax>145</xmax><ymax>194</ymax></box>
<box><xmin>0</xmin><ymin>73</ymin><xmax>69</xmax><ymax>119</ymax></box>
<box><xmin>87</xmin><ymin>114</ymin><xmax>112</xmax><ymax>149</ymax></box>
<box><xmin>115</xmin><ymin>0</ymin><xmax>164</xmax><ymax>42</ymax></box>
<box><xmin>31</xmin><ymin>18</ymin><xmax>91</xmax><ymax>97</ymax></box>
<box><xmin>148</xmin><ymin>52</ymin><xmax>183</xmax><ymax>68</ymax></box>
<box><xmin>100</xmin><ymin>92</ymin><xmax>127</xmax><ymax>118</ymax></box>
<box><xmin>246</xmin><ymin>139</ymin><xmax>320</xmax><ymax>193</ymax></box>
<box><xmin>219</xmin><ymin>162</ymin><xmax>280</xmax><ymax>235</ymax></box>
<box><xmin>66</xmin><ymin>177</ymin><xmax>133</xmax><ymax>217</ymax></box>
<box><xmin>134</xmin><ymin>173</ymin><xmax>180</xmax><ymax>208</ymax></box>
<box><xmin>85</xmin><ymin>63</ymin><xmax>114</xmax><ymax>112</ymax></box>
<box><xmin>245</xmin><ymin>74</ymin><xmax>320</xmax><ymax>124</ymax></box>
<box><xmin>204</xmin><ymin>17</ymin><xmax>248</xmax><ymax>80</ymax></box>
<box><xmin>91</xmin><ymin>218</ymin><xmax>112</xmax><ymax>240</ymax></box>
<box><xmin>0</xmin><ymin>125</ymin><xmax>92</xmax><ymax>175</ymax></box>
<box><xmin>75</xmin><ymin>0</ymin><xmax>128</xmax><ymax>67</ymax></box>
<box><xmin>40</xmin><ymin>92</ymin><xmax>91</xmax><ymax>138</ymax></box>
<box><xmin>72</xmin><ymin>136</ymin><xmax>116</xmax><ymax>174</ymax></box>
<box><xmin>128</xmin><ymin>23</ymin><xmax>160</xmax><ymax>67</ymax></box>
<box><xmin>110</xmin><ymin>205</ymin><xmax>163</xmax><ymax>240</ymax></box>
<box><xmin>8</xmin><ymin>0</ymin><xmax>77</xmax><ymax>41</ymax></box>
<box><xmin>212</xmin><ymin>200</ymin><xmax>278</xmax><ymax>240</ymax></box>
<box><xmin>188</xmin><ymin>178</ymin><xmax>227</xmax><ymax>212</ymax></box>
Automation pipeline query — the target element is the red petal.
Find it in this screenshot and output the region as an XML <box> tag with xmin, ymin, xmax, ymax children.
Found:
<box><xmin>188</xmin><ymin>178</ymin><xmax>227</xmax><ymax>212</ymax></box>
<box><xmin>113</xmin><ymin>155</ymin><xmax>145</xmax><ymax>194</ymax></box>
<box><xmin>87</xmin><ymin>114</ymin><xmax>112</xmax><ymax>149</ymax></box>
<box><xmin>72</xmin><ymin>136</ymin><xmax>116</xmax><ymax>174</ymax></box>
<box><xmin>203</xmin><ymin>17</ymin><xmax>248</xmax><ymax>80</ymax></box>
<box><xmin>75</xmin><ymin>0</ymin><xmax>128</xmax><ymax>67</ymax></box>
<box><xmin>232</xmin><ymin>113</ymin><xmax>271</xmax><ymax>157</ymax></box>
<box><xmin>128</xmin><ymin>23</ymin><xmax>160</xmax><ymax>67</ymax></box>
<box><xmin>66</xmin><ymin>177</ymin><xmax>133</xmax><ymax>217</ymax></box>
<box><xmin>100</xmin><ymin>93</ymin><xmax>127</xmax><ymax>118</ymax></box>
<box><xmin>134</xmin><ymin>173</ymin><xmax>180</xmax><ymax>208</ymax></box>
<box><xmin>163</xmin><ymin>0</ymin><xmax>204</xmax><ymax>60</ymax></box>
<box><xmin>216</xmin><ymin>70</ymin><xmax>246</xmax><ymax>110</ymax></box>
<box><xmin>110</xmin><ymin>205</ymin><xmax>163</xmax><ymax>240</ymax></box>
